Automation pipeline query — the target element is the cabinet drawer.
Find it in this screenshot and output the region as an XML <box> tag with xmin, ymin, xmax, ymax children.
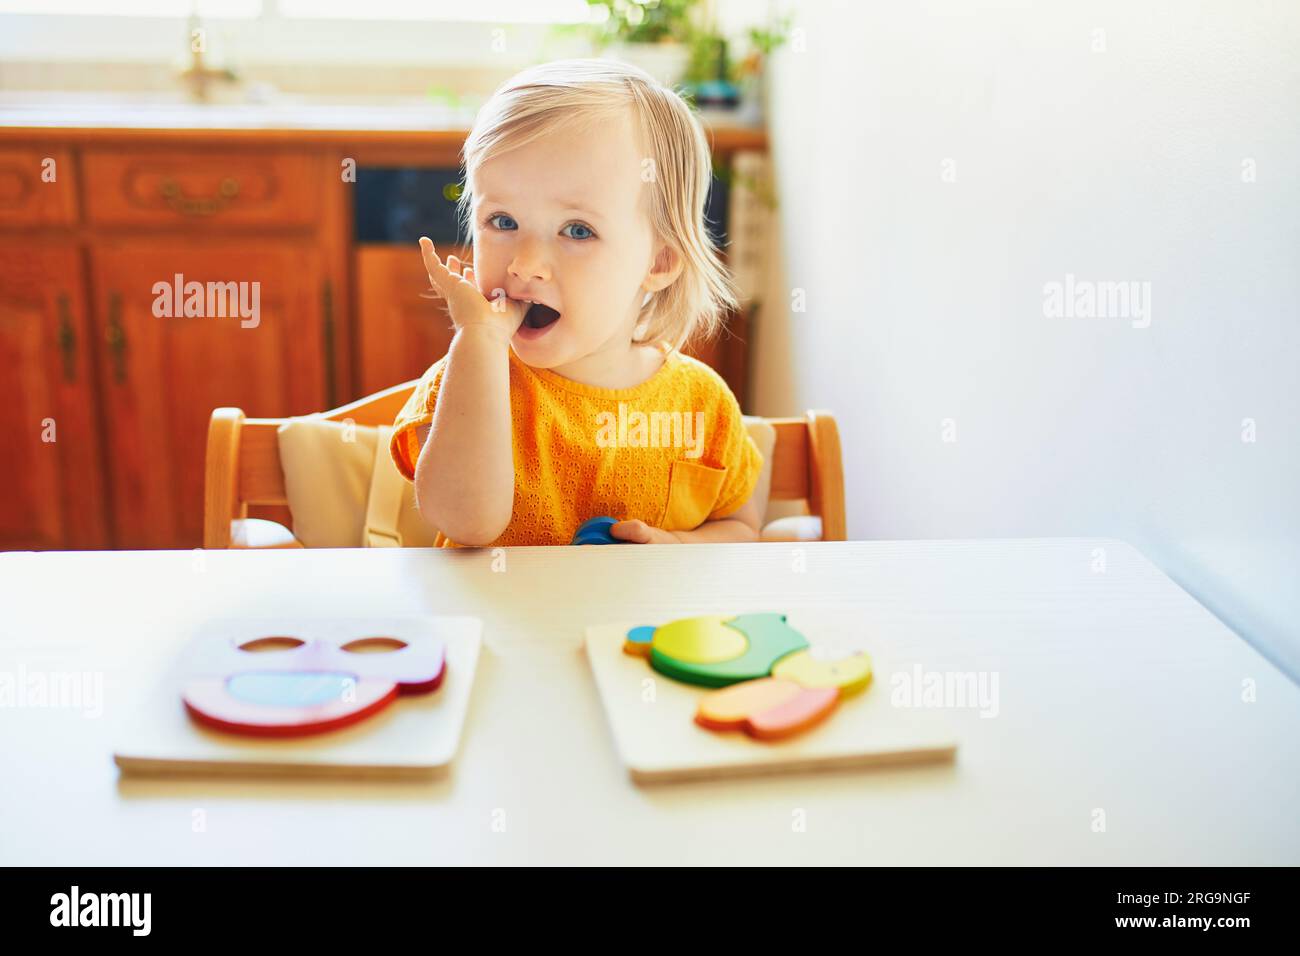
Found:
<box><xmin>0</xmin><ymin>148</ymin><xmax>78</xmax><ymax>226</ymax></box>
<box><xmin>82</xmin><ymin>149</ymin><xmax>322</xmax><ymax>228</ymax></box>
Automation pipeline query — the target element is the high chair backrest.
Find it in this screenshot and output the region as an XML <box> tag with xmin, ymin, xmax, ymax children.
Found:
<box><xmin>204</xmin><ymin>382</ymin><xmax>845</xmax><ymax>548</ymax></box>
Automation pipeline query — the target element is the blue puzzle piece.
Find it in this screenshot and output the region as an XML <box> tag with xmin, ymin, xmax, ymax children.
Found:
<box><xmin>571</xmin><ymin>516</ymin><xmax>628</xmax><ymax>546</ymax></box>
<box><xmin>625</xmin><ymin>625</ymin><xmax>655</xmax><ymax>646</ymax></box>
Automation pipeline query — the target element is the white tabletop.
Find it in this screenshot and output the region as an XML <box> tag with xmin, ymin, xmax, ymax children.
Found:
<box><xmin>1</xmin><ymin>538</ymin><xmax>1296</xmax><ymax>865</ymax></box>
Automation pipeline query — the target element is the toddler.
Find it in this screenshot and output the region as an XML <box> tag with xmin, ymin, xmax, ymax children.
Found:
<box><xmin>390</xmin><ymin>58</ymin><xmax>762</xmax><ymax>547</ymax></box>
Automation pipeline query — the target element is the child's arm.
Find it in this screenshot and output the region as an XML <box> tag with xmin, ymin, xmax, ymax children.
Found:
<box><xmin>414</xmin><ymin>324</ymin><xmax>514</xmax><ymax>545</ymax></box>
<box><xmin>674</xmin><ymin>495</ymin><xmax>761</xmax><ymax>542</ymax></box>
<box><xmin>412</xmin><ymin>238</ymin><xmax>524</xmax><ymax>546</ymax></box>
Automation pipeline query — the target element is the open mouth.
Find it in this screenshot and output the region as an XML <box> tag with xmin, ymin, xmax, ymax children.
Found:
<box><xmin>522</xmin><ymin>302</ymin><xmax>561</xmax><ymax>331</ymax></box>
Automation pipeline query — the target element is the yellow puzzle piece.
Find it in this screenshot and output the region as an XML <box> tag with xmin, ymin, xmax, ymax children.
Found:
<box><xmin>772</xmin><ymin>649</ymin><xmax>873</xmax><ymax>695</ymax></box>
<box><xmin>649</xmin><ymin>615</ymin><xmax>747</xmax><ymax>664</ymax></box>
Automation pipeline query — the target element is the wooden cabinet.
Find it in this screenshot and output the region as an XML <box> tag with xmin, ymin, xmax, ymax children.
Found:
<box><xmin>0</xmin><ymin>139</ymin><xmax>344</xmax><ymax>550</ymax></box>
<box><xmin>89</xmin><ymin>240</ymin><xmax>328</xmax><ymax>548</ymax></box>
<box><xmin>0</xmin><ymin>242</ymin><xmax>109</xmax><ymax>550</ymax></box>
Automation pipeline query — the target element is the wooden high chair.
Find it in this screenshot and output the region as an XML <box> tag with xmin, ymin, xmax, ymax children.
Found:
<box><xmin>204</xmin><ymin>382</ymin><xmax>846</xmax><ymax>549</ymax></box>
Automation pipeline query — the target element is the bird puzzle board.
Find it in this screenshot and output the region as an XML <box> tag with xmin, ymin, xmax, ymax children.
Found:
<box><xmin>585</xmin><ymin>613</ymin><xmax>958</xmax><ymax>784</ymax></box>
<box><xmin>114</xmin><ymin>616</ymin><xmax>481</xmax><ymax>779</ymax></box>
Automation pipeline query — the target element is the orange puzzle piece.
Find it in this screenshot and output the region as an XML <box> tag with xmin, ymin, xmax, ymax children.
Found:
<box><xmin>624</xmin><ymin>614</ymin><xmax>874</xmax><ymax>742</ymax></box>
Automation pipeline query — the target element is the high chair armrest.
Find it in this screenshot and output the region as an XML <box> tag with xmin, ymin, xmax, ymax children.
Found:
<box><xmin>760</xmin><ymin>515</ymin><xmax>824</xmax><ymax>542</ymax></box>
<box><xmin>205</xmin><ymin>406</ymin><xmax>245</xmax><ymax>549</ymax></box>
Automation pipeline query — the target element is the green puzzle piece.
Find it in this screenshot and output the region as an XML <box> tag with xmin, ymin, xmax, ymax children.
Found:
<box><xmin>649</xmin><ymin>613</ymin><xmax>809</xmax><ymax>688</ymax></box>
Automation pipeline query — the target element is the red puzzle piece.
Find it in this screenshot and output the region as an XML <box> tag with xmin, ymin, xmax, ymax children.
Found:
<box><xmin>181</xmin><ymin>634</ymin><xmax>445</xmax><ymax>737</ymax></box>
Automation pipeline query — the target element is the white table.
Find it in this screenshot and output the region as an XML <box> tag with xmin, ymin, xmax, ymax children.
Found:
<box><xmin>2</xmin><ymin>539</ymin><xmax>1296</xmax><ymax>865</ymax></box>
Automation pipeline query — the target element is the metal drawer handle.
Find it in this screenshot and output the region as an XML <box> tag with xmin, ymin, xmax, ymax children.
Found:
<box><xmin>105</xmin><ymin>292</ymin><xmax>127</xmax><ymax>384</ymax></box>
<box><xmin>57</xmin><ymin>293</ymin><xmax>77</xmax><ymax>383</ymax></box>
<box><xmin>159</xmin><ymin>176</ymin><xmax>240</xmax><ymax>216</ymax></box>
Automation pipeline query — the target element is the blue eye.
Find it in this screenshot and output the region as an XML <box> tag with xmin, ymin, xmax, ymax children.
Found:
<box><xmin>562</xmin><ymin>222</ymin><xmax>596</xmax><ymax>240</ymax></box>
<box><xmin>486</xmin><ymin>213</ymin><xmax>517</xmax><ymax>230</ymax></box>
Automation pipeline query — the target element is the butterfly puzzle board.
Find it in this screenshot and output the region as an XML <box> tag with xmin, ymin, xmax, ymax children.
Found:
<box><xmin>114</xmin><ymin>615</ymin><xmax>481</xmax><ymax>780</ymax></box>
<box><xmin>585</xmin><ymin>612</ymin><xmax>958</xmax><ymax>784</ymax></box>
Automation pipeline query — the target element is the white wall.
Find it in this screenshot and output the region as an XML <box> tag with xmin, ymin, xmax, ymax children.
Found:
<box><xmin>757</xmin><ymin>0</ymin><xmax>1300</xmax><ymax>679</ymax></box>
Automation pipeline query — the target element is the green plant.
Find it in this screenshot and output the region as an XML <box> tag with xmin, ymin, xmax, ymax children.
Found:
<box><xmin>576</xmin><ymin>2</ymin><xmax>793</xmax><ymax>85</ymax></box>
<box><xmin>585</xmin><ymin>0</ymin><xmax>696</xmax><ymax>45</ymax></box>
<box><xmin>724</xmin><ymin>16</ymin><xmax>794</xmax><ymax>84</ymax></box>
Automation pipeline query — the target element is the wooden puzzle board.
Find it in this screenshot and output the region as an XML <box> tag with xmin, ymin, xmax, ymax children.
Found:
<box><xmin>585</xmin><ymin>614</ymin><xmax>958</xmax><ymax>784</ymax></box>
<box><xmin>114</xmin><ymin>616</ymin><xmax>481</xmax><ymax>780</ymax></box>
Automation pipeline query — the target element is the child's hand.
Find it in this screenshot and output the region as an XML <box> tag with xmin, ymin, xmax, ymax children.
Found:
<box><xmin>419</xmin><ymin>236</ymin><xmax>524</xmax><ymax>341</ymax></box>
<box><xmin>609</xmin><ymin>519</ymin><xmax>683</xmax><ymax>544</ymax></box>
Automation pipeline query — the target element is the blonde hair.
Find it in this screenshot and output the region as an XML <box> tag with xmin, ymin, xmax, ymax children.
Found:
<box><xmin>457</xmin><ymin>58</ymin><xmax>739</xmax><ymax>352</ymax></box>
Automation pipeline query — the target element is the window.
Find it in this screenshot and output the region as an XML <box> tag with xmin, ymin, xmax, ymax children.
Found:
<box><xmin>0</xmin><ymin>0</ymin><xmax>591</xmax><ymax>22</ymax></box>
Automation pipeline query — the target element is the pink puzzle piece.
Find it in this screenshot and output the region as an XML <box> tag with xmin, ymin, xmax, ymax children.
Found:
<box><xmin>181</xmin><ymin>633</ymin><xmax>445</xmax><ymax>737</ymax></box>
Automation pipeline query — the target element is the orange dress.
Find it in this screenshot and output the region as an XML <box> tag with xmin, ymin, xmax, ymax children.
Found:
<box><xmin>390</xmin><ymin>342</ymin><xmax>762</xmax><ymax>547</ymax></box>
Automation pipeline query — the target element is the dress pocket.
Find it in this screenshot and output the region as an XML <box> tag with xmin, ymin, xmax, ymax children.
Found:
<box><xmin>658</xmin><ymin>459</ymin><xmax>728</xmax><ymax>532</ymax></box>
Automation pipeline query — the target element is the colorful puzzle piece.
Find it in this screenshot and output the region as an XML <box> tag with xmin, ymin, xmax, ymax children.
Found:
<box><xmin>696</xmin><ymin>678</ymin><xmax>840</xmax><ymax>740</ymax></box>
<box><xmin>625</xmin><ymin>613</ymin><xmax>809</xmax><ymax>688</ymax></box>
<box><xmin>622</xmin><ymin>613</ymin><xmax>873</xmax><ymax>741</ymax></box>
<box><xmin>181</xmin><ymin>634</ymin><xmax>446</xmax><ymax>737</ymax></box>
<box><xmin>772</xmin><ymin>649</ymin><xmax>873</xmax><ymax>695</ymax></box>
<box><xmin>651</xmin><ymin>615</ymin><xmax>746</xmax><ymax>665</ymax></box>
<box><xmin>571</xmin><ymin>516</ymin><xmax>629</xmax><ymax>546</ymax></box>
<box><xmin>624</xmin><ymin>626</ymin><xmax>656</xmax><ymax>657</ymax></box>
